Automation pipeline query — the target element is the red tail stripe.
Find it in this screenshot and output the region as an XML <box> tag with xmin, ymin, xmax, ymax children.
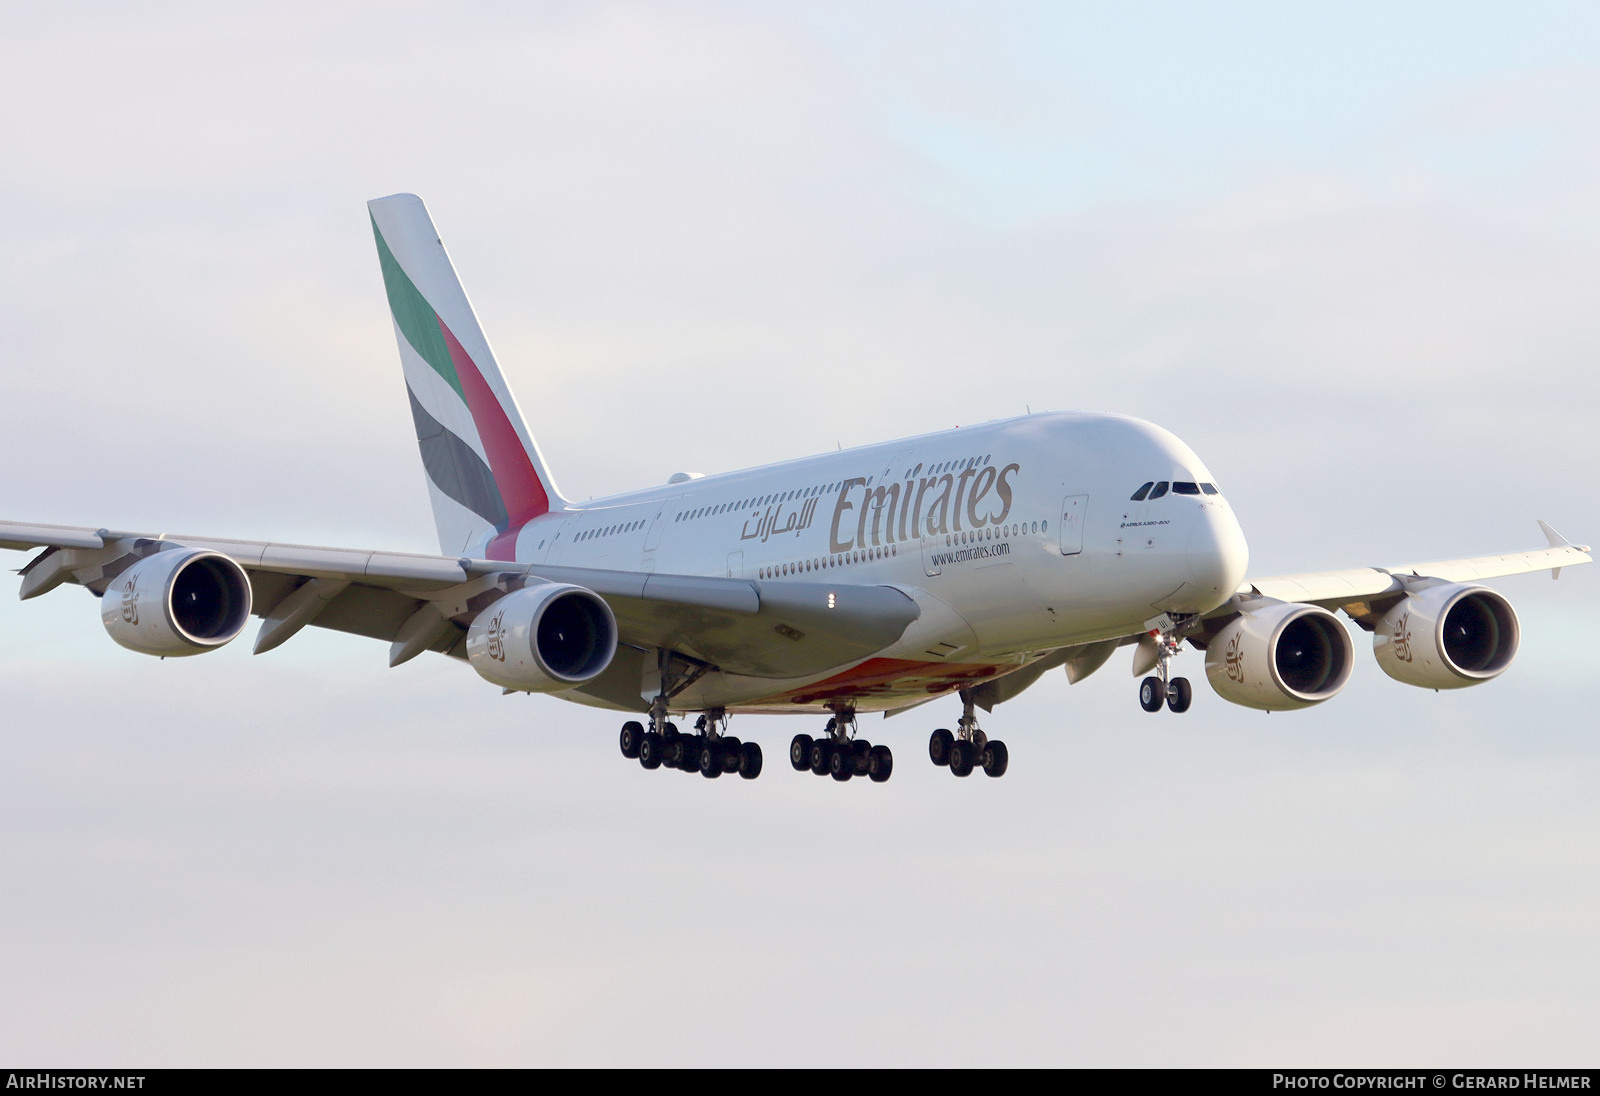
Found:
<box><xmin>435</xmin><ymin>315</ymin><xmax>549</xmax><ymax>558</ymax></box>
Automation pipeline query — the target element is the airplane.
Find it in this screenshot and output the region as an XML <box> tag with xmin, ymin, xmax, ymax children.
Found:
<box><xmin>2</xmin><ymin>194</ymin><xmax>1590</xmax><ymax>785</ymax></box>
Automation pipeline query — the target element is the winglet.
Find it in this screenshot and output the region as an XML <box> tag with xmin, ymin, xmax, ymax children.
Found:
<box><xmin>1537</xmin><ymin>520</ymin><xmax>1590</xmax><ymax>580</ymax></box>
<box><xmin>1538</xmin><ymin>520</ymin><xmax>1572</xmax><ymax>549</ymax></box>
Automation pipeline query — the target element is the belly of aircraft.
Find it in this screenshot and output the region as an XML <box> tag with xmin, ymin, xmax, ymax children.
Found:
<box><xmin>682</xmin><ymin>656</ymin><xmax>1009</xmax><ymax>714</ymax></box>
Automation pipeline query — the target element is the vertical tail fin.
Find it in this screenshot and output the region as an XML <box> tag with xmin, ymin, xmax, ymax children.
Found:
<box><xmin>368</xmin><ymin>192</ymin><xmax>565</xmax><ymax>560</ymax></box>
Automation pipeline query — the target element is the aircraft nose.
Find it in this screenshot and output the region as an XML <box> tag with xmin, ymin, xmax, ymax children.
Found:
<box><xmin>1183</xmin><ymin>504</ymin><xmax>1250</xmax><ymax>609</ymax></box>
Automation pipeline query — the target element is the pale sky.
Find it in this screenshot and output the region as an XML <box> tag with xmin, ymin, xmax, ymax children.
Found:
<box><xmin>1</xmin><ymin>1</ymin><xmax>1596</xmax><ymax>1066</ymax></box>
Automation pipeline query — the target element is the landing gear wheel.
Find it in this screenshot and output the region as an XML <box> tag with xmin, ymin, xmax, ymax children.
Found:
<box><xmin>619</xmin><ymin>721</ymin><xmax>644</xmax><ymax>759</ymax></box>
<box><xmin>833</xmin><ymin>745</ymin><xmax>852</xmax><ymax>780</ymax></box>
<box><xmin>981</xmin><ymin>740</ymin><xmax>1009</xmax><ymax>778</ymax></box>
<box><xmin>639</xmin><ymin>733</ymin><xmax>663</xmax><ymax>770</ymax></box>
<box><xmin>929</xmin><ymin>728</ymin><xmax>954</xmax><ymax>766</ymax></box>
<box><xmin>1166</xmin><ymin>677</ymin><xmax>1192</xmax><ymax>713</ymax></box>
<box><xmin>970</xmin><ymin>729</ymin><xmax>988</xmax><ymax>751</ymax></box>
<box><xmin>738</xmin><ymin>741</ymin><xmax>763</xmax><ymax>779</ymax></box>
<box><xmin>698</xmin><ymin>742</ymin><xmax>722</xmax><ymax>778</ymax></box>
<box><xmin>851</xmin><ymin>739</ymin><xmax>872</xmax><ymax>775</ymax></box>
<box><xmin>1139</xmin><ymin>676</ymin><xmax>1166</xmax><ymax>712</ymax></box>
<box><xmin>720</xmin><ymin>736</ymin><xmax>743</xmax><ymax>773</ymax></box>
<box><xmin>829</xmin><ymin>746</ymin><xmax>852</xmax><ymax>781</ymax></box>
<box><xmin>789</xmin><ymin>734</ymin><xmax>813</xmax><ymax>771</ymax></box>
<box><xmin>948</xmin><ymin>740</ymin><xmax>974</xmax><ymax>777</ymax></box>
<box><xmin>868</xmin><ymin>744</ymin><xmax>894</xmax><ymax>783</ymax></box>
<box><xmin>809</xmin><ymin>740</ymin><xmax>830</xmax><ymax>776</ymax></box>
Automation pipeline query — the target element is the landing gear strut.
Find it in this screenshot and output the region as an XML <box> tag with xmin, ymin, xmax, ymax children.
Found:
<box><xmin>929</xmin><ymin>690</ymin><xmax>1008</xmax><ymax>777</ymax></box>
<box><xmin>790</xmin><ymin>708</ymin><xmax>893</xmax><ymax>783</ymax></box>
<box><xmin>1139</xmin><ymin>621</ymin><xmax>1194</xmax><ymax>714</ymax></box>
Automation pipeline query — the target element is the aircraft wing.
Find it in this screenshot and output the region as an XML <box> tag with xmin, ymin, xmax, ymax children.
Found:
<box><xmin>1049</xmin><ymin>521</ymin><xmax>1595</xmax><ymax>695</ymax></box>
<box><xmin>1236</xmin><ymin>521</ymin><xmax>1591</xmax><ymax>616</ymax></box>
<box><xmin>0</xmin><ymin>521</ymin><xmax>920</xmax><ymax>679</ymax></box>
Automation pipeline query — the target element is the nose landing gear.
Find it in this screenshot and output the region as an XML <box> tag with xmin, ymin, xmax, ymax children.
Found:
<box><xmin>1138</xmin><ymin>618</ymin><xmax>1195</xmax><ymax>714</ymax></box>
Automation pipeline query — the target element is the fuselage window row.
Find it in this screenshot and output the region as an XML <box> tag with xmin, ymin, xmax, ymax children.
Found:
<box><xmin>758</xmin><ymin>543</ymin><xmax>901</xmax><ymax>579</ymax></box>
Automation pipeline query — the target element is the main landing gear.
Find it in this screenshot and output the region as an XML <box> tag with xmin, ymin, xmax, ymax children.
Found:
<box><xmin>618</xmin><ymin>692</ymin><xmax>763</xmax><ymax>780</ymax></box>
<box><xmin>928</xmin><ymin>690</ymin><xmax>1008</xmax><ymax>778</ymax></box>
<box><xmin>789</xmin><ymin>709</ymin><xmax>893</xmax><ymax>783</ymax></box>
<box><xmin>1138</xmin><ymin>625</ymin><xmax>1193</xmax><ymax>714</ymax></box>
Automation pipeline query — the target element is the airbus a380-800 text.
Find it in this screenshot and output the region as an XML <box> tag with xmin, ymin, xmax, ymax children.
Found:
<box><xmin>3</xmin><ymin>194</ymin><xmax>1589</xmax><ymax>784</ymax></box>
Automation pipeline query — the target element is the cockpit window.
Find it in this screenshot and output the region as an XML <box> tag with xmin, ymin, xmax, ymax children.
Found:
<box><xmin>1201</xmin><ymin>483</ymin><xmax>1218</xmax><ymax>495</ymax></box>
<box><xmin>1173</xmin><ymin>481</ymin><xmax>1200</xmax><ymax>495</ymax></box>
<box><xmin>1148</xmin><ymin>481</ymin><xmax>1169</xmax><ymax>499</ymax></box>
<box><xmin>1129</xmin><ymin>482</ymin><xmax>1154</xmax><ymax>501</ymax></box>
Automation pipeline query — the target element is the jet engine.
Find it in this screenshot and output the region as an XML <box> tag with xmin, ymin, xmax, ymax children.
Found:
<box><xmin>1373</xmin><ymin>582</ymin><xmax>1519</xmax><ymax>689</ymax></box>
<box><xmin>1205</xmin><ymin>601</ymin><xmax>1354</xmax><ymax>711</ymax></box>
<box><xmin>466</xmin><ymin>583</ymin><xmax>618</xmax><ymax>692</ymax></box>
<box><xmin>100</xmin><ymin>548</ymin><xmax>253</xmax><ymax>657</ymax></box>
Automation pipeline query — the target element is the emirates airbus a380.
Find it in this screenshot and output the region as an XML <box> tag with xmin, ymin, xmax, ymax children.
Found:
<box><xmin>3</xmin><ymin>194</ymin><xmax>1589</xmax><ymax>784</ymax></box>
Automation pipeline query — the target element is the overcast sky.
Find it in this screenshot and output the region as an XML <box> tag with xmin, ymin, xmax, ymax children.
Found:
<box><xmin>1</xmin><ymin>1</ymin><xmax>1596</xmax><ymax>1066</ymax></box>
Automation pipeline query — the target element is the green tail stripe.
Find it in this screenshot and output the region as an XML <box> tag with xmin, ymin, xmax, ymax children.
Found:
<box><xmin>371</xmin><ymin>214</ymin><xmax>463</xmax><ymax>401</ymax></box>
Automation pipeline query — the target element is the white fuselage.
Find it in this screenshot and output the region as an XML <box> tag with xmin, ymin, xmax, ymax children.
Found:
<box><xmin>492</xmin><ymin>411</ymin><xmax>1249</xmax><ymax>714</ymax></box>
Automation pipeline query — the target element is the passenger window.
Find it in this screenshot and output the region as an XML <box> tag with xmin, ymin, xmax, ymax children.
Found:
<box><xmin>1201</xmin><ymin>483</ymin><xmax>1218</xmax><ymax>495</ymax></box>
<box><xmin>1130</xmin><ymin>482</ymin><xmax>1154</xmax><ymax>501</ymax></box>
<box><xmin>1149</xmin><ymin>482</ymin><xmax>1169</xmax><ymax>499</ymax></box>
<box><xmin>1173</xmin><ymin>482</ymin><xmax>1199</xmax><ymax>495</ymax></box>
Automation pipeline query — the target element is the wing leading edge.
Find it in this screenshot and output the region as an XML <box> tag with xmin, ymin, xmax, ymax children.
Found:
<box><xmin>1236</xmin><ymin>521</ymin><xmax>1591</xmax><ymax>616</ymax></box>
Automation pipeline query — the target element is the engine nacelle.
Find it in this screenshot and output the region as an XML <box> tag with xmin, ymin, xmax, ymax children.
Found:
<box><xmin>1206</xmin><ymin>601</ymin><xmax>1354</xmax><ymax>711</ymax></box>
<box><xmin>1374</xmin><ymin>583</ymin><xmax>1519</xmax><ymax>689</ymax></box>
<box><xmin>465</xmin><ymin>583</ymin><xmax>618</xmax><ymax>692</ymax></box>
<box><xmin>100</xmin><ymin>548</ymin><xmax>253</xmax><ymax>657</ymax></box>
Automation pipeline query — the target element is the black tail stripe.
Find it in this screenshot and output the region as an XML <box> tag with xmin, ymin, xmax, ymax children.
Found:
<box><xmin>406</xmin><ymin>385</ymin><xmax>509</xmax><ymax>531</ymax></box>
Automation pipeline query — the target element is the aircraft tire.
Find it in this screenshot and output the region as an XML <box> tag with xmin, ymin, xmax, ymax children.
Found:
<box><xmin>790</xmin><ymin>734</ymin><xmax>813</xmax><ymax>771</ymax></box>
<box><xmin>698</xmin><ymin>743</ymin><xmax>722</xmax><ymax>778</ymax></box>
<box><xmin>739</xmin><ymin>741</ymin><xmax>763</xmax><ymax>779</ymax></box>
<box><xmin>929</xmin><ymin>728</ymin><xmax>954</xmax><ymax>766</ymax></box>
<box><xmin>982</xmin><ymin>740</ymin><xmax>1009</xmax><ymax>778</ymax></box>
<box><xmin>829</xmin><ymin>746</ymin><xmax>852</xmax><ymax>781</ymax></box>
<box><xmin>619</xmin><ymin>721</ymin><xmax>644</xmax><ymax>759</ymax></box>
<box><xmin>639</xmin><ymin>733</ymin><xmax>663</xmax><ymax>770</ymax></box>
<box><xmin>809</xmin><ymin>740</ymin><xmax>830</xmax><ymax>776</ymax></box>
<box><xmin>948</xmin><ymin>741</ymin><xmax>973</xmax><ymax>777</ymax></box>
<box><xmin>852</xmin><ymin>740</ymin><xmax>872</xmax><ymax>775</ymax></box>
<box><xmin>1166</xmin><ymin>677</ymin><xmax>1193</xmax><ymax>713</ymax></box>
<box><xmin>868</xmin><ymin>744</ymin><xmax>893</xmax><ymax>783</ymax></box>
<box><xmin>1139</xmin><ymin>677</ymin><xmax>1166</xmax><ymax>712</ymax></box>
